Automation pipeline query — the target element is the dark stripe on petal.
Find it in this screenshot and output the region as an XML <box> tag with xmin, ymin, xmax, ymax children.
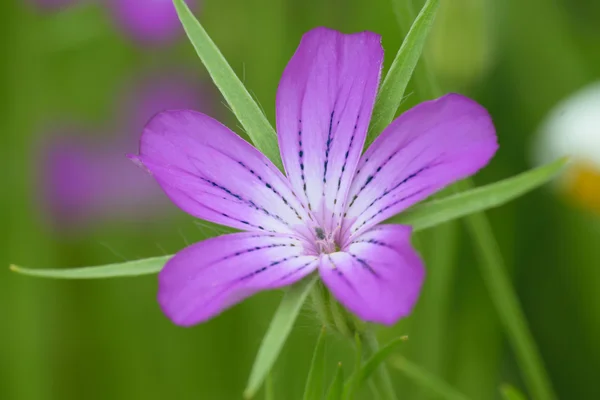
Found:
<box><xmin>327</xmin><ymin>254</ymin><xmax>357</xmax><ymax>292</ymax></box>
<box><xmin>347</xmin><ymin>151</ymin><xmax>400</xmax><ymax>210</ymax></box>
<box><xmin>323</xmin><ymin>111</ymin><xmax>335</xmax><ymax>192</ymax></box>
<box><xmin>239</xmin><ymin>255</ymin><xmax>302</xmax><ymax>281</ymax></box>
<box><xmin>238</xmin><ymin>161</ymin><xmax>305</xmax><ymax>221</ymax></box>
<box><xmin>349</xmin><ymin>253</ymin><xmax>380</xmax><ymax>278</ymax></box>
<box><xmin>351</xmin><ymin>188</ymin><xmax>429</xmax><ymax>234</ymax></box>
<box><xmin>297</xmin><ymin>119</ymin><xmax>311</xmax><ymax>206</ymax></box>
<box><xmin>330</xmin><ymin>114</ymin><xmax>361</xmax><ymax>222</ymax></box>
<box><xmin>224</xmin><ymin>242</ymin><xmax>300</xmax><ymax>261</ymax></box>
<box><xmin>356</xmin><ymin>165</ymin><xmax>431</xmax><ymax>219</ymax></box>
<box><xmin>219</xmin><ymin>212</ymin><xmax>277</xmax><ymax>233</ymax></box>
<box><xmin>200</xmin><ymin>177</ymin><xmax>290</xmax><ymax>227</ymax></box>
<box><xmin>277</xmin><ymin>260</ymin><xmax>316</xmax><ymax>282</ymax></box>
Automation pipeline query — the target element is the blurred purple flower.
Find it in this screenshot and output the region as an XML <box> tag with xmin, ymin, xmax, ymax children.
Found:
<box><xmin>131</xmin><ymin>28</ymin><xmax>498</xmax><ymax>327</ymax></box>
<box><xmin>40</xmin><ymin>72</ymin><xmax>211</xmax><ymax>228</ymax></box>
<box><xmin>29</xmin><ymin>0</ymin><xmax>197</xmax><ymax>46</ymax></box>
<box><xmin>108</xmin><ymin>0</ymin><xmax>197</xmax><ymax>46</ymax></box>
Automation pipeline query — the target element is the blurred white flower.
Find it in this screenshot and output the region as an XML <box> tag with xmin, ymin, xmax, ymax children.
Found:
<box><xmin>533</xmin><ymin>82</ymin><xmax>600</xmax><ymax>212</ymax></box>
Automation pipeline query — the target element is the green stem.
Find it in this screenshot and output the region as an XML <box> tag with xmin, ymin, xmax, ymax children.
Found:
<box><xmin>460</xmin><ymin>183</ymin><xmax>555</xmax><ymax>400</ymax></box>
<box><xmin>392</xmin><ymin>1</ymin><xmax>459</xmax><ymax>396</ymax></box>
<box><xmin>388</xmin><ymin>356</ymin><xmax>471</xmax><ymax>400</ymax></box>
<box><xmin>361</xmin><ymin>330</ymin><xmax>398</xmax><ymax>400</ymax></box>
<box><xmin>265</xmin><ymin>373</ymin><xmax>275</xmax><ymax>400</ymax></box>
<box><xmin>390</xmin><ymin>0</ymin><xmax>556</xmax><ymax>398</ymax></box>
<box><xmin>391</xmin><ymin>0</ymin><xmax>440</xmax><ymax>101</ymax></box>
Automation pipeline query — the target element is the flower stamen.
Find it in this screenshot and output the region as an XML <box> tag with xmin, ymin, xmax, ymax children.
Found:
<box><xmin>314</xmin><ymin>225</ymin><xmax>341</xmax><ymax>254</ymax></box>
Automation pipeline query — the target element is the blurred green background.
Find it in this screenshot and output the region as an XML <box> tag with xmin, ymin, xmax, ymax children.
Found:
<box><xmin>2</xmin><ymin>0</ymin><xmax>600</xmax><ymax>399</ymax></box>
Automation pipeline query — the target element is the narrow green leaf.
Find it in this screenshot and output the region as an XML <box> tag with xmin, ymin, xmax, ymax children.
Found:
<box><xmin>390</xmin><ymin>0</ymin><xmax>440</xmax><ymax>101</ymax></box>
<box><xmin>366</xmin><ymin>0</ymin><xmax>440</xmax><ymax>146</ymax></box>
<box><xmin>9</xmin><ymin>255</ymin><xmax>171</xmax><ymax>279</ymax></box>
<box><xmin>326</xmin><ymin>363</ymin><xmax>344</xmax><ymax>400</ymax></box>
<box><xmin>464</xmin><ymin>204</ymin><xmax>556</xmax><ymax>400</ymax></box>
<box><xmin>356</xmin><ymin>336</ymin><xmax>407</xmax><ymax>388</ymax></box>
<box><xmin>344</xmin><ymin>334</ymin><xmax>363</xmax><ymax>400</ymax></box>
<box><xmin>500</xmin><ymin>384</ymin><xmax>528</xmax><ymax>400</ymax></box>
<box><xmin>172</xmin><ymin>0</ymin><xmax>283</xmax><ymax>169</ymax></box>
<box><xmin>387</xmin><ymin>158</ymin><xmax>568</xmax><ymax>231</ymax></box>
<box><xmin>10</xmin><ymin>159</ymin><xmax>565</xmax><ymax>280</ymax></box>
<box><xmin>388</xmin><ymin>1</ymin><xmax>557</xmax><ymax>399</ymax></box>
<box><xmin>345</xmin><ymin>335</ymin><xmax>407</xmax><ymax>399</ymax></box>
<box><xmin>265</xmin><ymin>373</ymin><xmax>275</xmax><ymax>400</ymax></box>
<box><xmin>388</xmin><ymin>356</ymin><xmax>472</xmax><ymax>400</ymax></box>
<box><xmin>244</xmin><ymin>275</ymin><xmax>318</xmax><ymax>399</ymax></box>
<box><xmin>303</xmin><ymin>327</ymin><xmax>328</xmax><ymax>400</ymax></box>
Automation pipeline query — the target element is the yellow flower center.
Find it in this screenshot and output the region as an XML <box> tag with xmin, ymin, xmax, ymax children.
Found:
<box><xmin>561</xmin><ymin>162</ymin><xmax>600</xmax><ymax>213</ymax></box>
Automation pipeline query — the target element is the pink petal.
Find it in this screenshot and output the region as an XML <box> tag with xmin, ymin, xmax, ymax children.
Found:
<box><xmin>276</xmin><ymin>27</ymin><xmax>383</xmax><ymax>231</ymax></box>
<box><xmin>159</xmin><ymin>232</ymin><xmax>319</xmax><ymax>326</ymax></box>
<box><xmin>318</xmin><ymin>224</ymin><xmax>425</xmax><ymax>325</ymax></box>
<box><xmin>135</xmin><ymin>110</ymin><xmax>311</xmax><ymax>234</ymax></box>
<box><xmin>343</xmin><ymin>93</ymin><xmax>498</xmax><ymax>238</ymax></box>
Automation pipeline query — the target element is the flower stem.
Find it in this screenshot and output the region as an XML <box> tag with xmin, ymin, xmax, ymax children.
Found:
<box><xmin>391</xmin><ymin>1</ymin><xmax>557</xmax><ymax>398</ymax></box>
<box><xmin>460</xmin><ymin>180</ymin><xmax>555</xmax><ymax>400</ymax></box>
<box><xmin>360</xmin><ymin>330</ymin><xmax>399</xmax><ymax>400</ymax></box>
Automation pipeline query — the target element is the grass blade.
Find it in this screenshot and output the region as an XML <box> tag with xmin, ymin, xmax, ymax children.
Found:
<box><xmin>326</xmin><ymin>363</ymin><xmax>344</xmax><ymax>400</ymax></box>
<box><xmin>345</xmin><ymin>335</ymin><xmax>407</xmax><ymax>399</ymax></box>
<box><xmin>265</xmin><ymin>373</ymin><xmax>275</xmax><ymax>400</ymax></box>
<box><xmin>366</xmin><ymin>0</ymin><xmax>440</xmax><ymax>146</ymax></box>
<box><xmin>302</xmin><ymin>327</ymin><xmax>328</xmax><ymax>400</ymax></box>
<box><xmin>388</xmin><ymin>1</ymin><xmax>558</xmax><ymax>398</ymax></box>
<box><xmin>462</xmin><ymin>201</ymin><xmax>555</xmax><ymax>400</ymax></box>
<box><xmin>500</xmin><ymin>384</ymin><xmax>528</xmax><ymax>400</ymax></box>
<box><xmin>244</xmin><ymin>275</ymin><xmax>318</xmax><ymax>398</ymax></box>
<box><xmin>387</xmin><ymin>158</ymin><xmax>568</xmax><ymax>231</ymax></box>
<box><xmin>388</xmin><ymin>356</ymin><xmax>472</xmax><ymax>400</ymax></box>
<box><xmin>172</xmin><ymin>0</ymin><xmax>282</xmax><ymax>169</ymax></box>
<box><xmin>356</xmin><ymin>335</ymin><xmax>407</xmax><ymax>389</ymax></box>
<box><xmin>10</xmin><ymin>255</ymin><xmax>171</xmax><ymax>279</ymax></box>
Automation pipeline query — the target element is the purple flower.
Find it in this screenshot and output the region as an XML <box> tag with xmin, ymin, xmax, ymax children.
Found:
<box><xmin>41</xmin><ymin>72</ymin><xmax>208</xmax><ymax>228</ymax></box>
<box><xmin>108</xmin><ymin>0</ymin><xmax>197</xmax><ymax>46</ymax></box>
<box><xmin>133</xmin><ymin>28</ymin><xmax>498</xmax><ymax>326</ymax></box>
<box><xmin>28</xmin><ymin>0</ymin><xmax>197</xmax><ymax>46</ymax></box>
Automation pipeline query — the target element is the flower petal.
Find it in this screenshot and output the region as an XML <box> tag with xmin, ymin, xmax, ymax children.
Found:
<box><xmin>318</xmin><ymin>224</ymin><xmax>424</xmax><ymax>325</ymax></box>
<box><xmin>276</xmin><ymin>27</ymin><xmax>383</xmax><ymax>231</ymax></box>
<box><xmin>343</xmin><ymin>94</ymin><xmax>498</xmax><ymax>238</ymax></box>
<box><xmin>134</xmin><ymin>110</ymin><xmax>312</xmax><ymax>234</ymax></box>
<box><xmin>159</xmin><ymin>232</ymin><xmax>319</xmax><ymax>326</ymax></box>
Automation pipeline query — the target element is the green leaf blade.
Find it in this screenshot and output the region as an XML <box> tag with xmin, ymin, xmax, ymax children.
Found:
<box><xmin>366</xmin><ymin>0</ymin><xmax>440</xmax><ymax>146</ymax></box>
<box><xmin>172</xmin><ymin>0</ymin><xmax>282</xmax><ymax>169</ymax></box>
<box><xmin>388</xmin><ymin>158</ymin><xmax>568</xmax><ymax>231</ymax></box>
<box><xmin>500</xmin><ymin>384</ymin><xmax>528</xmax><ymax>400</ymax></box>
<box><xmin>10</xmin><ymin>255</ymin><xmax>171</xmax><ymax>279</ymax></box>
<box><xmin>325</xmin><ymin>363</ymin><xmax>344</xmax><ymax>400</ymax></box>
<box><xmin>344</xmin><ymin>335</ymin><xmax>406</xmax><ymax>399</ymax></box>
<box><xmin>244</xmin><ymin>275</ymin><xmax>318</xmax><ymax>399</ymax></box>
<box><xmin>356</xmin><ymin>336</ymin><xmax>407</xmax><ymax>388</ymax></box>
<box><xmin>465</xmin><ymin>208</ymin><xmax>556</xmax><ymax>400</ymax></box>
<box><xmin>302</xmin><ymin>327</ymin><xmax>328</xmax><ymax>400</ymax></box>
<box><xmin>265</xmin><ymin>373</ymin><xmax>275</xmax><ymax>400</ymax></box>
<box><xmin>388</xmin><ymin>356</ymin><xmax>472</xmax><ymax>400</ymax></box>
